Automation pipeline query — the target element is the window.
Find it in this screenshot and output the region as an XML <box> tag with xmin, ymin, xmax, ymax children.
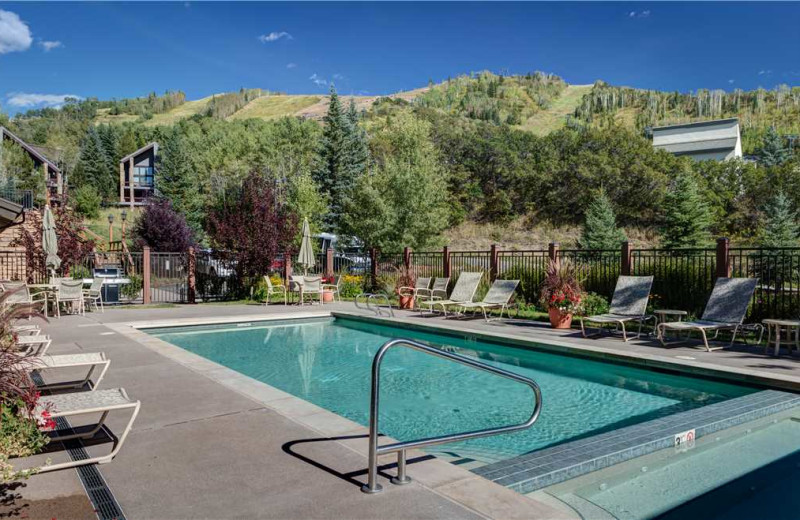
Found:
<box><xmin>132</xmin><ymin>166</ymin><xmax>154</xmax><ymax>186</ymax></box>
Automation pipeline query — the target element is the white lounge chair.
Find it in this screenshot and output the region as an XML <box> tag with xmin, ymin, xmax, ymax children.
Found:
<box><xmin>398</xmin><ymin>277</ymin><xmax>431</xmax><ymax>309</ymax></box>
<box><xmin>16</xmin><ymin>334</ymin><xmax>52</xmax><ymax>357</ymax></box>
<box><xmin>418</xmin><ymin>272</ymin><xmax>483</xmax><ymax>317</ymax></box>
<box><xmin>657</xmin><ymin>277</ymin><xmax>758</xmax><ymax>352</ymax></box>
<box><xmin>32</xmin><ymin>352</ymin><xmax>111</xmax><ymax>392</ymax></box>
<box><xmin>417</xmin><ymin>277</ymin><xmax>449</xmax><ymax>301</ymax></box>
<box><xmin>456</xmin><ymin>279</ymin><xmax>520</xmax><ymax>321</ymax></box>
<box><xmin>580</xmin><ymin>275</ymin><xmax>655</xmax><ymax>342</ymax></box>
<box><xmin>262</xmin><ymin>275</ymin><xmax>288</xmax><ymax>305</ymax></box>
<box><xmin>25</xmin><ymin>388</ymin><xmax>140</xmax><ymax>473</ymax></box>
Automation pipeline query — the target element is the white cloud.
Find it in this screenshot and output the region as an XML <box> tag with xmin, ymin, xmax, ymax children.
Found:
<box><xmin>309</xmin><ymin>73</ymin><xmax>328</xmax><ymax>87</ymax></box>
<box><xmin>628</xmin><ymin>10</ymin><xmax>650</xmax><ymax>18</ymax></box>
<box><xmin>286</xmin><ymin>62</ymin><xmax>297</xmax><ymax>69</ymax></box>
<box><xmin>39</xmin><ymin>40</ymin><xmax>62</xmax><ymax>52</ymax></box>
<box><xmin>332</xmin><ymin>73</ymin><xmax>344</xmax><ymax>80</ymax></box>
<box><xmin>728</xmin><ymin>79</ymin><xmax>735</xmax><ymax>84</ymax></box>
<box><xmin>758</xmin><ymin>69</ymin><xmax>772</xmax><ymax>76</ymax></box>
<box><xmin>258</xmin><ymin>31</ymin><xmax>292</xmax><ymax>43</ymax></box>
<box><xmin>0</xmin><ymin>9</ymin><xmax>33</xmax><ymax>54</ymax></box>
<box><xmin>6</xmin><ymin>92</ymin><xmax>82</xmax><ymax>108</ymax></box>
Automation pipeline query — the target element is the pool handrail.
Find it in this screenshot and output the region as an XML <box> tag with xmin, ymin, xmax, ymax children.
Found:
<box><xmin>361</xmin><ymin>338</ymin><xmax>543</xmax><ymax>494</ymax></box>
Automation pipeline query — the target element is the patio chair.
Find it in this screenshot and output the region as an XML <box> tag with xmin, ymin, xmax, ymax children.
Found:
<box><xmin>322</xmin><ymin>275</ymin><xmax>343</xmax><ymax>302</ymax></box>
<box><xmin>300</xmin><ymin>276</ymin><xmax>325</xmax><ymax>305</ymax></box>
<box><xmin>13</xmin><ymin>324</ymin><xmax>41</xmax><ymax>336</ymax></box>
<box><xmin>456</xmin><ymin>279</ymin><xmax>520</xmax><ymax>321</ymax></box>
<box><xmin>23</xmin><ymin>388</ymin><xmax>140</xmax><ymax>473</ymax></box>
<box><xmin>83</xmin><ymin>277</ymin><xmax>104</xmax><ymax>313</ymax></box>
<box><xmin>1</xmin><ymin>281</ymin><xmax>47</xmax><ymax>314</ymax></box>
<box><xmin>416</xmin><ymin>277</ymin><xmax>449</xmax><ymax>301</ymax></box>
<box><xmin>16</xmin><ymin>334</ymin><xmax>52</xmax><ymax>357</ymax></box>
<box><xmin>580</xmin><ymin>275</ymin><xmax>656</xmax><ymax>342</ymax></box>
<box><xmin>418</xmin><ymin>272</ymin><xmax>483</xmax><ymax>317</ymax></box>
<box><xmin>657</xmin><ymin>277</ymin><xmax>758</xmax><ymax>352</ymax></box>
<box><xmin>55</xmin><ymin>280</ymin><xmax>85</xmax><ymax>318</ymax></box>
<box><xmin>398</xmin><ymin>277</ymin><xmax>431</xmax><ymax>308</ymax></box>
<box><xmin>262</xmin><ymin>275</ymin><xmax>287</xmax><ymax>305</ymax></box>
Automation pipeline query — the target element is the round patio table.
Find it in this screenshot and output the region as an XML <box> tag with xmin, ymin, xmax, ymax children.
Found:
<box><xmin>762</xmin><ymin>319</ymin><xmax>800</xmax><ymax>357</ymax></box>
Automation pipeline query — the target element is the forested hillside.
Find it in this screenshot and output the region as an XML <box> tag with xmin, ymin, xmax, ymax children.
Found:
<box><xmin>1</xmin><ymin>71</ymin><xmax>799</xmax><ymax>251</ymax></box>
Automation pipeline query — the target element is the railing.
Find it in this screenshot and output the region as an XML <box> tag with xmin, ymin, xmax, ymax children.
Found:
<box><xmin>361</xmin><ymin>338</ymin><xmax>542</xmax><ymax>494</ymax></box>
<box><xmin>0</xmin><ymin>187</ymin><xmax>34</xmax><ymax>209</ymax></box>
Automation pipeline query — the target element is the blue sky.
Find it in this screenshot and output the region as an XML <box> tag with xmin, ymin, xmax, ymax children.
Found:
<box><xmin>1</xmin><ymin>2</ymin><xmax>799</xmax><ymax>115</ymax></box>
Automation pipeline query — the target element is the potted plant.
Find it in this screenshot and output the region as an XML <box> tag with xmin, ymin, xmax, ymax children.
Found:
<box><xmin>321</xmin><ymin>276</ymin><xmax>335</xmax><ymax>303</ymax></box>
<box><xmin>394</xmin><ymin>265</ymin><xmax>417</xmax><ymax>310</ymax></box>
<box><xmin>540</xmin><ymin>259</ymin><xmax>583</xmax><ymax>329</ymax></box>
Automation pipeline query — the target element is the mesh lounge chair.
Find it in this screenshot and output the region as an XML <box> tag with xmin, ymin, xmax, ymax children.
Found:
<box><xmin>32</xmin><ymin>352</ymin><xmax>111</xmax><ymax>392</ymax></box>
<box><xmin>25</xmin><ymin>388</ymin><xmax>140</xmax><ymax>473</ymax></box>
<box><xmin>16</xmin><ymin>334</ymin><xmax>52</xmax><ymax>357</ymax></box>
<box><xmin>657</xmin><ymin>277</ymin><xmax>758</xmax><ymax>352</ymax></box>
<box><xmin>263</xmin><ymin>275</ymin><xmax>288</xmax><ymax>305</ymax></box>
<box><xmin>416</xmin><ymin>277</ymin><xmax>449</xmax><ymax>301</ymax></box>
<box><xmin>456</xmin><ymin>279</ymin><xmax>519</xmax><ymax>321</ymax></box>
<box><xmin>580</xmin><ymin>276</ymin><xmax>655</xmax><ymax>342</ymax></box>
<box><xmin>418</xmin><ymin>272</ymin><xmax>483</xmax><ymax>317</ymax></box>
<box><xmin>398</xmin><ymin>277</ymin><xmax>431</xmax><ymax>308</ymax></box>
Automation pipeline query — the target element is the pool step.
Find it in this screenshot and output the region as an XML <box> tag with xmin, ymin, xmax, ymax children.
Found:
<box><xmin>472</xmin><ymin>389</ymin><xmax>800</xmax><ymax>494</ymax></box>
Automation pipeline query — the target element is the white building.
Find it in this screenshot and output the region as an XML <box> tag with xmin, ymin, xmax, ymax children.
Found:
<box><xmin>652</xmin><ymin>118</ymin><xmax>742</xmax><ymax>161</ymax></box>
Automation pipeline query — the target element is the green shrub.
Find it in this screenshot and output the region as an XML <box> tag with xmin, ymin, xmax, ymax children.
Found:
<box><xmin>121</xmin><ymin>274</ymin><xmax>143</xmax><ymax>300</ymax></box>
<box><xmin>73</xmin><ymin>185</ymin><xmax>102</xmax><ymax>219</ymax></box>
<box><xmin>580</xmin><ymin>292</ymin><xmax>609</xmax><ymax>316</ymax></box>
<box><xmin>1</xmin><ymin>398</ymin><xmax>51</xmax><ymax>482</ymax></box>
<box><xmin>339</xmin><ymin>275</ymin><xmax>365</xmax><ymax>298</ymax></box>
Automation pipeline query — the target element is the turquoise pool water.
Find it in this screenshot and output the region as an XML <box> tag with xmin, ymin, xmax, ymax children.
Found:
<box><xmin>146</xmin><ymin>317</ymin><xmax>755</xmax><ymax>465</ymax></box>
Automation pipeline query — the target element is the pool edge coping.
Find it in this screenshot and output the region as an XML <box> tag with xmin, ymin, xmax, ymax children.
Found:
<box><xmin>107</xmin><ymin>312</ymin><xmax>576</xmax><ymax>520</ymax></box>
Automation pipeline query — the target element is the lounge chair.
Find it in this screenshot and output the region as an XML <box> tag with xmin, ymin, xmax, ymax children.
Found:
<box><xmin>456</xmin><ymin>279</ymin><xmax>520</xmax><ymax>321</ymax></box>
<box><xmin>398</xmin><ymin>277</ymin><xmax>431</xmax><ymax>308</ymax></box>
<box><xmin>16</xmin><ymin>334</ymin><xmax>52</xmax><ymax>357</ymax></box>
<box><xmin>416</xmin><ymin>277</ymin><xmax>449</xmax><ymax>301</ymax></box>
<box><xmin>55</xmin><ymin>280</ymin><xmax>85</xmax><ymax>318</ymax></box>
<box><xmin>13</xmin><ymin>324</ymin><xmax>41</xmax><ymax>335</ymax></box>
<box><xmin>580</xmin><ymin>275</ymin><xmax>655</xmax><ymax>342</ymax></box>
<box><xmin>25</xmin><ymin>388</ymin><xmax>140</xmax><ymax>473</ymax></box>
<box><xmin>322</xmin><ymin>275</ymin><xmax>343</xmax><ymax>302</ymax></box>
<box><xmin>418</xmin><ymin>272</ymin><xmax>483</xmax><ymax>317</ymax></box>
<box><xmin>262</xmin><ymin>275</ymin><xmax>288</xmax><ymax>305</ymax></box>
<box><xmin>657</xmin><ymin>277</ymin><xmax>758</xmax><ymax>352</ymax></box>
<box><xmin>32</xmin><ymin>352</ymin><xmax>111</xmax><ymax>392</ymax></box>
<box><xmin>83</xmin><ymin>278</ymin><xmax>104</xmax><ymax>313</ymax></box>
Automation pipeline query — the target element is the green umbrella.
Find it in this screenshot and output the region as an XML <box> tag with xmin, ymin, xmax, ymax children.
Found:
<box><xmin>42</xmin><ymin>205</ymin><xmax>61</xmax><ymax>276</ymax></box>
<box><xmin>297</xmin><ymin>217</ymin><xmax>315</xmax><ymax>275</ymax></box>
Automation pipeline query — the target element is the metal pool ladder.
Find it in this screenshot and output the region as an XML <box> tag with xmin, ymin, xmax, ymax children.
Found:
<box><xmin>361</xmin><ymin>338</ymin><xmax>543</xmax><ymax>494</ymax></box>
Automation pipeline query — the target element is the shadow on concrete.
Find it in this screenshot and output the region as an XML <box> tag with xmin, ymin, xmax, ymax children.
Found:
<box><xmin>282</xmin><ymin>433</ymin><xmax>435</xmax><ymax>489</ymax></box>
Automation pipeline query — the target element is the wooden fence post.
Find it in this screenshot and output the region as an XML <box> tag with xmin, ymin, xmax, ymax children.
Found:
<box><xmin>369</xmin><ymin>248</ymin><xmax>378</xmax><ymax>289</ymax></box>
<box><xmin>716</xmin><ymin>237</ymin><xmax>731</xmax><ymax>279</ymax></box>
<box><xmin>548</xmin><ymin>242</ymin><xmax>560</xmax><ymax>268</ymax></box>
<box><xmin>490</xmin><ymin>244</ymin><xmax>499</xmax><ymax>282</ymax></box>
<box><xmin>403</xmin><ymin>246</ymin><xmax>412</xmax><ymax>271</ymax></box>
<box><xmin>325</xmin><ymin>249</ymin><xmax>334</xmax><ymax>278</ymax></box>
<box><xmin>142</xmin><ymin>246</ymin><xmax>151</xmax><ymax>305</ymax></box>
<box><xmin>621</xmin><ymin>241</ymin><xmax>632</xmax><ymax>276</ymax></box>
<box><xmin>283</xmin><ymin>251</ymin><xmax>292</xmax><ymax>287</ymax></box>
<box><xmin>443</xmin><ymin>246</ymin><xmax>451</xmax><ymax>278</ymax></box>
<box><xmin>187</xmin><ymin>247</ymin><xmax>196</xmax><ymax>304</ymax></box>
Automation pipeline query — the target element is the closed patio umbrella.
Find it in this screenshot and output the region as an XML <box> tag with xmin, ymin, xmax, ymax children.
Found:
<box><xmin>297</xmin><ymin>217</ymin><xmax>315</xmax><ymax>275</ymax></box>
<box><xmin>42</xmin><ymin>205</ymin><xmax>61</xmax><ymax>276</ymax></box>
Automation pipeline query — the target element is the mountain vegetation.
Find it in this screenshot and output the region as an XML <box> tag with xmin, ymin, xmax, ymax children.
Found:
<box><xmin>1</xmin><ymin>72</ymin><xmax>799</xmax><ymax>251</ymax></box>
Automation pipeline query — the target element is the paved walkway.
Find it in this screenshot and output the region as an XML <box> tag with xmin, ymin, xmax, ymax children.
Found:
<box><xmin>6</xmin><ymin>302</ymin><xmax>799</xmax><ymax>519</ymax></box>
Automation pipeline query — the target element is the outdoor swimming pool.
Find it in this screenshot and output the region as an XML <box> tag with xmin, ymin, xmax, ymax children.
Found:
<box><xmin>145</xmin><ymin>316</ymin><xmax>755</xmax><ymax>466</ymax></box>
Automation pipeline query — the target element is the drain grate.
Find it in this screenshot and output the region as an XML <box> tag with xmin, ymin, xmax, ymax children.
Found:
<box><xmin>35</xmin><ymin>370</ymin><xmax>126</xmax><ymax>520</ymax></box>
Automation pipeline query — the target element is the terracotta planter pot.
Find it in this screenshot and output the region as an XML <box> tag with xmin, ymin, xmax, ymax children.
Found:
<box><xmin>548</xmin><ymin>307</ymin><xmax>573</xmax><ymax>329</ymax></box>
<box><xmin>322</xmin><ymin>290</ymin><xmax>334</xmax><ymax>303</ymax></box>
<box><xmin>398</xmin><ymin>295</ymin><xmax>415</xmax><ymax>310</ymax></box>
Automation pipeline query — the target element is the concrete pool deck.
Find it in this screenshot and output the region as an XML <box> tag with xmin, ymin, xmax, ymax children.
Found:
<box><xmin>5</xmin><ymin>302</ymin><xmax>800</xmax><ymax>519</ymax></box>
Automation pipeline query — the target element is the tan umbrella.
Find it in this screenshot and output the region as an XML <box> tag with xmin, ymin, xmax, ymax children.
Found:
<box><xmin>42</xmin><ymin>205</ymin><xmax>61</xmax><ymax>276</ymax></box>
<box><xmin>297</xmin><ymin>217</ymin><xmax>315</xmax><ymax>275</ymax></box>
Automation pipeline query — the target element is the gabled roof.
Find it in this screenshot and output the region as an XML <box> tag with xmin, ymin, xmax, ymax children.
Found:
<box><xmin>651</xmin><ymin>117</ymin><xmax>740</xmax><ymax>132</ymax></box>
<box><xmin>120</xmin><ymin>142</ymin><xmax>158</xmax><ymax>163</ymax></box>
<box><xmin>658</xmin><ymin>138</ymin><xmax>739</xmax><ymax>155</ymax></box>
<box><xmin>0</xmin><ymin>196</ymin><xmax>24</xmax><ymax>226</ymax></box>
<box><xmin>0</xmin><ymin>126</ymin><xmax>60</xmax><ymax>173</ymax></box>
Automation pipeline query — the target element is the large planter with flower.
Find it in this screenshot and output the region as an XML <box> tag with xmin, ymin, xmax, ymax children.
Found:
<box><xmin>394</xmin><ymin>265</ymin><xmax>417</xmax><ymax>310</ymax></box>
<box><xmin>540</xmin><ymin>259</ymin><xmax>584</xmax><ymax>329</ymax></box>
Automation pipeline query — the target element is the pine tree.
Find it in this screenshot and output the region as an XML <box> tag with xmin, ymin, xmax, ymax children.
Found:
<box><xmin>661</xmin><ymin>171</ymin><xmax>713</xmax><ymax>248</ymax></box>
<box><xmin>580</xmin><ymin>188</ymin><xmax>626</xmax><ymax>250</ymax></box>
<box><xmin>758</xmin><ymin>127</ymin><xmax>790</xmax><ymax>167</ymax></box>
<box><xmin>316</xmin><ymin>86</ymin><xmax>368</xmax><ymax>233</ymax></box>
<box><xmin>75</xmin><ymin>127</ymin><xmax>114</xmax><ymax>200</ymax></box>
<box><xmin>759</xmin><ymin>191</ymin><xmax>799</xmax><ymax>247</ymax></box>
<box><xmin>158</xmin><ymin>131</ymin><xmax>202</xmax><ymax>231</ymax></box>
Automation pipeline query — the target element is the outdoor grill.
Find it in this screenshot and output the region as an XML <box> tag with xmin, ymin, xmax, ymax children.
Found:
<box><xmin>93</xmin><ymin>266</ymin><xmax>124</xmax><ymax>304</ymax></box>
